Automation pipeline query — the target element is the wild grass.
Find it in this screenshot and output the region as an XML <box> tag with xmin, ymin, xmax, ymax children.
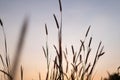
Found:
<box><xmin>0</xmin><ymin>17</ymin><xmax>28</xmax><ymax>80</ymax></box>
<box><xmin>42</xmin><ymin>0</ymin><xmax>105</xmax><ymax>80</ymax></box>
<box><xmin>0</xmin><ymin>0</ymin><xmax>106</xmax><ymax>80</ymax></box>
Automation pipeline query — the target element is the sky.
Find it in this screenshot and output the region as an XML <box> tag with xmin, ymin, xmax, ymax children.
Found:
<box><xmin>0</xmin><ymin>0</ymin><xmax>120</xmax><ymax>80</ymax></box>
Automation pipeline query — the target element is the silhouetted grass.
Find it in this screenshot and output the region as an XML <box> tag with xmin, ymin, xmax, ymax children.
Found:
<box><xmin>0</xmin><ymin>0</ymin><xmax>106</xmax><ymax>80</ymax></box>
<box><xmin>42</xmin><ymin>0</ymin><xmax>105</xmax><ymax>80</ymax></box>
<box><xmin>0</xmin><ymin>17</ymin><xmax>28</xmax><ymax>80</ymax></box>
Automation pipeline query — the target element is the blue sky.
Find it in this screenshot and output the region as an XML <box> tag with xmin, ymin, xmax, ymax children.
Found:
<box><xmin>0</xmin><ymin>0</ymin><xmax>120</xmax><ymax>80</ymax></box>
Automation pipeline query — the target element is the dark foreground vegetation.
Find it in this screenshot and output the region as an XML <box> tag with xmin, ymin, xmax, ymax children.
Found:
<box><xmin>103</xmin><ymin>66</ymin><xmax>120</xmax><ymax>80</ymax></box>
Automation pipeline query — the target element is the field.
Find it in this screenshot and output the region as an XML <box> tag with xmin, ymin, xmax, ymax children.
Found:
<box><xmin>0</xmin><ymin>0</ymin><xmax>120</xmax><ymax>80</ymax></box>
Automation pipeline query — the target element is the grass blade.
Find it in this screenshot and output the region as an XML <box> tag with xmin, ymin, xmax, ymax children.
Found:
<box><xmin>20</xmin><ymin>66</ymin><xmax>23</xmax><ymax>80</ymax></box>
<box><xmin>88</xmin><ymin>37</ymin><xmax>92</xmax><ymax>47</ymax></box>
<box><xmin>39</xmin><ymin>73</ymin><xmax>41</xmax><ymax>80</ymax></box>
<box><xmin>53</xmin><ymin>14</ymin><xmax>59</xmax><ymax>29</ymax></box>
<box><xmin>0</xmin><ymin>19</ymin><xmax>8</xmax><ymax>64</ymax></box>
<box><xmin>85</xmin><ymin>48</ymin><xmax>91</xmax><ymax>64</ymax></box>
<box><xmin>45</xmin><ymin>24</ymin><xmax>48</xmax><ymax>35</ymax></box>
<box><xmin>5</xmin><ymin>55</ymin><xmax>9</xmax><ymax>68</ymax></box>
<box><xmin>85</xmin><ymin>25</ymin><xmax>91</xmax><ymax>37</ymax></box>
<box><xmin>63</xmin><ymin>51</ymin><xmax>68</xmax><ymax>73</ymax></box>
<box><xmin>85</xmin><ymin>63</ymin><xmax>91</xmax><ymax>73</ymax></box>
<box><xmin>53</xmin><ymin>45</ymin><xmax>59</xmax><ymax>58</ymax></box>
<box><xmin>58</xmin><ymin>0</ymin><xmax>62</xmax><ymax>12</ymax></box>
<box><xmin>0</xmin><ymin>18</ymin><xmax>3</xmax><ymax>27</ymax></box>
<box><xmin>42</xmin><ymin>46</ymin><xmax>47</xmax><ymax>58</ymax></box>
<box><xmin>0</xmin><ymin>69</ymin><xmax>12</xmax><ymax>80</ymax></box>
<box><xmin>0</xmin><ymin>54</ymin><xmax>5</xmax><ymax>67</ymax></box>
<box><xmin>11</xmin><ymin>17</ymin><xmax>28</xmax><ymax>79</ymax></box>
<box><xmin>88</xmin><ymin>41</ymin><xmax>102</xmax><ymax>78</ymax></box>
<box><xmin>98</xmin><ymin>52</ymin><xmax>105</xmax><ymax>59</ymax></box>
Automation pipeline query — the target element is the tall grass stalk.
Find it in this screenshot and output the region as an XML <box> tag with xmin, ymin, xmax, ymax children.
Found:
<box><xmin>42</xmin><ymin>0</ymin><xmax>105</xmax><ymax>80</ymax></box>
<box><xmin>0</xmin><ymin>0</ymin><xmax>106</xmax><ymax>80</ymax></box>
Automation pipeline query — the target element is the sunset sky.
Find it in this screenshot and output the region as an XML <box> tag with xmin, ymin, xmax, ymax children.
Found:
<box><xmin>0</xmin><ymin>0</ymin><xmax>120</xmax><ymax>80</ymax></box>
